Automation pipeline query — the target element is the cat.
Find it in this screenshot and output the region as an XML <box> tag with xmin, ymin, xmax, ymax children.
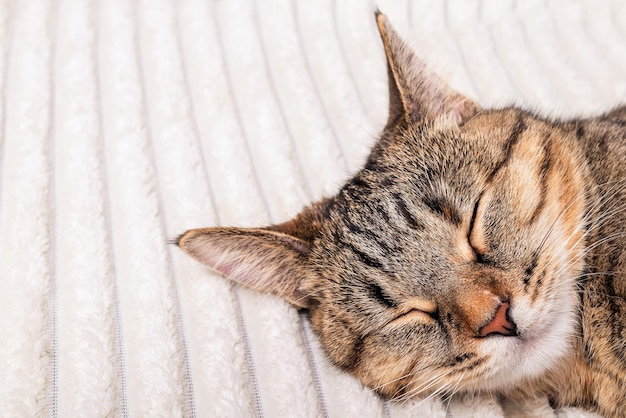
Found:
<box><xmin>177</xmin><ymin>12</ymin><xmax>626</xmax><ymax>418</ymax></box>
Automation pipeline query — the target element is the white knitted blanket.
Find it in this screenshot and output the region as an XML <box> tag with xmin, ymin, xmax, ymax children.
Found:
<box><xmin>0</xmin><ymin>0</ymin><xmax>622</xmax><ymax>416</ymax></box>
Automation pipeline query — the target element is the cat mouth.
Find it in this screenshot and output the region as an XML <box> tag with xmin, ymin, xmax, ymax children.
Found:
<box><xmin>479</xmin><ymin>291</ymin><xmax>579</xmax><ymax>388</ymax></box>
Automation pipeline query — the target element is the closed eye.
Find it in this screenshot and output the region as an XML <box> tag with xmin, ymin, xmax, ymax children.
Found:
<box><xmin>468</xmin><ymin>197</ymin><xmax>480</xmax><ymax>247</ymax></box>
<box><xmin>369</xmin><ymin>285</ymin><xmax>438</xmax><ymax>325</ymax></box>
<box><xmin>389</xmin><ymin>309</ymin><xmax>438</xmax><ymax>326</ymax></box>
<box><xmin>400</xmin><ymin>308</ymin><xmax>439</xmax><ymax>320</ymax></box>
<box><xmin>389</xmin><ymin>298</ymin><xmax>439</xmax><ymax>325</ymax></box>
<box><xmin>468</xmin><ymin>193</ymin><xmax>489</xmax><ymax>263</ymax></box>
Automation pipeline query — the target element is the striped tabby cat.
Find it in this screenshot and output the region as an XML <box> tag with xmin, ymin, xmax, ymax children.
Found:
<box><xmin>178</xmin><ymin>13</ymin><xmax>626</xmax><ymax>418</ymax></box>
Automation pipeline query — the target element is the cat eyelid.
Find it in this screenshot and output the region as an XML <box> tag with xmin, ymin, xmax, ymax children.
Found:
<box><xmin>468</xmin><ymin>195</ymin><xmax>481</xmax><ymax>238</ymax></box>
<box><xmin>389</xmin><ymin>309</ymin><xmax>439</xmax><ymax>326</ymax></box>
<box><xmin>369</xmin><ymin>284</ymin><xmax>437</xmax><ymax>324</ymax></box>
<box><xmin>468</xmin><ymin>192</ymin><xmax>488</xmax><ymax>260</ymax></box>
<box><xmin>389</xmin><ymin>299</ymin><xmax>439</xmax><ymax>325</ymax></box>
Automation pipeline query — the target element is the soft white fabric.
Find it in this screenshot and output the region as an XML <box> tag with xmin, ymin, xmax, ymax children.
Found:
<box><xmin>0</xmin><ymin>0</ymin><xmax>622</xmax><ymax>416</ymax></box>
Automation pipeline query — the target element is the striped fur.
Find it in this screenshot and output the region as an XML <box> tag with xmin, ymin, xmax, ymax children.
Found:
<box><xmin>179</xmin><ymin>13</ymin><xmax>626</xmax><ymax>418</ymax></box>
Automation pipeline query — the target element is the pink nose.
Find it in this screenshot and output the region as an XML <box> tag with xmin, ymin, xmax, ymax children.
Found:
<box><xmin>478</xmin><ymin>301</ymin><xmax>517</xmax><ymax>337</ymax></box>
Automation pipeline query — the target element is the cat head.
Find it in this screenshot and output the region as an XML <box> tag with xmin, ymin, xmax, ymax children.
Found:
<box><xmin>178</xmin><ymin>13</ymin><xmax>589</xmax><ymax>399</ymax></box>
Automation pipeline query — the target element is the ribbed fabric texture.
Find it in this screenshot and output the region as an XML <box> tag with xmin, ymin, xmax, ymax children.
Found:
<box><xmin>0</xmin><ymin>0</ymin><xmax>622</xmax><ymax>416</ymax></box>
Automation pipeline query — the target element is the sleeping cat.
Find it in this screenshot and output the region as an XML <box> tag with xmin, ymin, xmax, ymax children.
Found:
<box><xmin>177</xmin><ymin>12</ymin><xmax>626</xmax><ymax>418</ymax></box>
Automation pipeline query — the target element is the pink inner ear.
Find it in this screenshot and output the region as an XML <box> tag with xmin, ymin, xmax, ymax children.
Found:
<box><xmin>192</xmin><ymin>245</ymin><xmax>241</xmax><ymax>279</ymax></box>
<box><xmin>196</xmin><ymin>248</ymin><xmax>264</xmax><ymax>289</ymax></box>
<box><xmin>215</xmin><ymin>259</ymin><xmax>259</xmax><ymax>287</ymax></box>
<box><xmin>179</xmin><ymin>227</ymin><xmax>309</xmax><ymax>306</ymax></box>
<box><xmin>213</xmin><ymin>259</ymin><xmax>237</xmax><ymax>278</ymax></box>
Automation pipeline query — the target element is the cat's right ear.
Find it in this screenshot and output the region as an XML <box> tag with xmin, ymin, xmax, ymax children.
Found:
<box><xmin>176</xmin><ymin>215</ymin><xmax>319</xmax><ymax>309</ymax></box>
<box><xmin>375</xmin><ymin>12</ymin><xmax>480</xmax><ymax>126</ymax></box>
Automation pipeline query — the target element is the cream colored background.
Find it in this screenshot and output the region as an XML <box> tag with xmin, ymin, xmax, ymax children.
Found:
<box><xmin>0</xmin><ymin>0</ymin><xmax>621</xmax><ymax>416</ymax></box>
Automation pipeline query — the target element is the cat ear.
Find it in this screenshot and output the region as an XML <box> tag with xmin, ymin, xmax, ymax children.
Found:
<box><xmin>176</xmin><ymin>221</ymin><xmax>313</xmax><ymax>309</ymax></box>
<box><xmin>375</xmin><ymin>12</ymin><xmax>481</xmax><ymax>125</ymax></box>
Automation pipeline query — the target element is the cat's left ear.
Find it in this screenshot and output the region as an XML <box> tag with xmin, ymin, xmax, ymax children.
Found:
<box><xmin>176</xmin><ymin>210</ymin><xmax>322</xmax><ymax>309</ymax></box>
<box><xmin>376</xmin><ymin>12</ymin><xmax>481</xmax><ymax>126</ymax></box>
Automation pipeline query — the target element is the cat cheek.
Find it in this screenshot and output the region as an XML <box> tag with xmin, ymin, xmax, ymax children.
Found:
<box><xmin>353</xmin><ymin>334</ymin><xmax>433</xmax><ymax>398</ymax></box>
<box><xmin>319</xmin><ymin>316</ymin><xmax>364</xmax><ymax>372</ymax></box>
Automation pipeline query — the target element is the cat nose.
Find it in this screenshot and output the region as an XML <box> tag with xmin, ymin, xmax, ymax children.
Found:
<box><xmin>478</xmin><ymin>301</ymin><xmax>518</xmax><ymax>337</ymax></box>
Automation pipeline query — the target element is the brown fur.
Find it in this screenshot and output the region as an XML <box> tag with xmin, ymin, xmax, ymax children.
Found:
<box><xmin>177</xmin><ymin>13</ymin><xmax>626</xmax><ymax>417</ymax></box>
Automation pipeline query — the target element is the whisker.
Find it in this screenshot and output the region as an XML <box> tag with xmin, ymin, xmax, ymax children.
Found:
<box><xmin>396</xmin><ymin>367</ymin><xmax>456</xmax><ymax>403</ymax></box>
